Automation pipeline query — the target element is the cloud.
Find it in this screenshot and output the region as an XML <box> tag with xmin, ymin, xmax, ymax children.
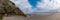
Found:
<box><xmin>10</xmin><ymin>0</ymin><xmax>35</xmax><ymax>14</ymax></box>
<box><xmin>10</xmin><ymin>0</ymin><xmax>60</xmax><ymax>15</ymax></box>
<box><xmin>36</xmin><ymin>0</ymin><xmax>60</xmax><ymax>12</ymax></box>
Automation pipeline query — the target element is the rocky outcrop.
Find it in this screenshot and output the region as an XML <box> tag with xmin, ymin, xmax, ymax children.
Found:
<box><xmin>0</xmin><ymin>0</ymin><xmax>26</xmax><ymax>17</ymax></box>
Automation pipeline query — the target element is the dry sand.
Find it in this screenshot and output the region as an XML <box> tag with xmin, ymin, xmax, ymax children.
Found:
<box><xmin>3</xmin><ymin>13</ymin><xmax>60</xmax><ymax>20</ymax></box>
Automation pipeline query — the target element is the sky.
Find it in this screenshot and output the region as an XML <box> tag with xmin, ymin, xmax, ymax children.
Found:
<box><xmin>28</xmin><ymin>0</ymin><xmax>42</xmax><ymax>9</ymax></box>
<box><xmin>10</xmin><ymin>0</ymin><xmax>60</xmax><ymax>14</ymax></box>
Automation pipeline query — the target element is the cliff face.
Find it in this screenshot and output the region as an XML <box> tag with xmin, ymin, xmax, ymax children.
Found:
<box><xmin>0</xmin><ymin>0</ymin><xmax>26</xmax><ymax>17</ymax></box>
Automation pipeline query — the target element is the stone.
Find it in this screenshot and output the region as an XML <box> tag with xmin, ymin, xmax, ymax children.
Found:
<box><xmin>0</xmin><ymin>0</ymin><xmax>26</xmax><ymax>20</ymax></box>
